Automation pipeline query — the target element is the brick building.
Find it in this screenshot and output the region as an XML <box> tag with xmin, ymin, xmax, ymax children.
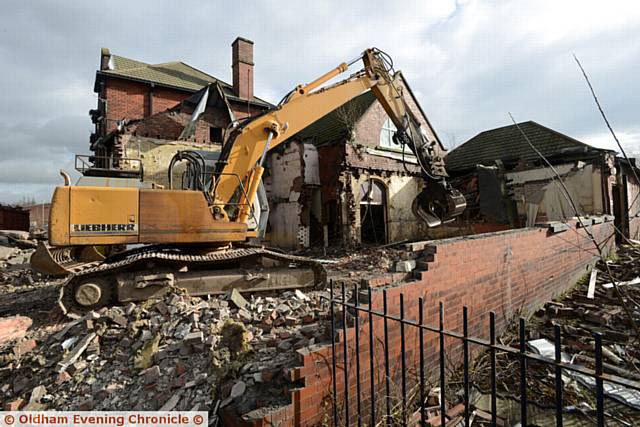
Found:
<box><xmin>265</xmin><ymin>74</ymin><xmax>445</xmax><ymax>249</ymax></box>
<box><xmin>89</xmin><ymin>37</ymin><xmax>272</xmax><ymax>184</ymax></box>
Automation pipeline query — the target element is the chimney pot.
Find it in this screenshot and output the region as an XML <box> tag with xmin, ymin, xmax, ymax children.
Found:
<box><xmin>232</xmin><ymin>37</ymin><xmax>254</xmax><ymax>100</ymax></box>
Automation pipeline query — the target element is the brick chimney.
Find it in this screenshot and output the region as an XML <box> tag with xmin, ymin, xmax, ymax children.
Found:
<box><xmin>232</xmin><ymin>37</ymin><xmax>254</xmax><ymax>100</ymax></box>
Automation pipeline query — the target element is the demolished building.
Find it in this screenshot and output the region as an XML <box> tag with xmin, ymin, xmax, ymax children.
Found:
<box><xmin>443</xmin><ymin>121</ymin><xmax>640</xmax><ymax>237</ymax></box>
<box><xmin>87</xmin><ymin>38</ymin><xmax>273</xmax><ymax>186</ymax></box>
<box><xmin>84</xmin><ymin>39</ymin><xmax>448</xmax><ymax>250</ymax></box>
<box><xmin>266</xmin><ymin>76</ymin><xmax>445</xmax><ymax>249</ymax></box>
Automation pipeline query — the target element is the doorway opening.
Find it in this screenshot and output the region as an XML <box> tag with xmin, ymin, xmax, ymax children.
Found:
<box><xmin>359</xmin><ymin>179</ymin><xmax>387</xmax><ymax>245</ymax></box>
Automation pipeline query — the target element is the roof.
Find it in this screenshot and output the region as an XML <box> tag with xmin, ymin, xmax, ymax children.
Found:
<box><xmin>96</xmin><ymin>52</ymin><xmax>272</xmax><ymax>108</ymax></box>
<box><xmin>293</xmin><ymin>72</ymin><xmax>445</xmax><ymax>151</ymax></box>
<box><xmin>446</xmin><ymin>121</ymin><xmax>614</xmax><ymax>173</ymax></box>
<box><xmin>295</xmin><ymin>90</ymin><xmax>377</xmax><ymax>145</ymax></box>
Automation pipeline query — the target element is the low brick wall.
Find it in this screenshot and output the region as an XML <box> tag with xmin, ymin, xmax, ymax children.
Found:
<box><xmin>225</xmin><ymin>220</ymin><xmax>615</xmax><ymax>426</ymax></box>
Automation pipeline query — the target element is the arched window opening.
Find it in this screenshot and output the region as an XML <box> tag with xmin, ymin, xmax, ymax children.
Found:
<box><xmin>359</xmin><ymin>179</ymin><xmax>387</xmax><ymax>244</ymax></box>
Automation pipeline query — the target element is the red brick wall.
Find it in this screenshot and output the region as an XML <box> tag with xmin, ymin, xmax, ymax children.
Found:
<box><xmin>353</xmin><ymin>78</ymin><xmax>439</xmax><ymax>151</ymax></box>
<box><xmin>344</xmin><ymin>144</ymin><xmax>421</xmax><ymax>175</ymax></box>
<box><xmin>103</xmin><ymin>77</ymin><xmax>267</xmax><ymax>138</ymax></box>
<box><xmin>126</xmin><ymin>107</ymin><xmax>230</xmax><ymax>144</ymax></box>
<box><xmin>104</xmin><ymin>79</ymin><xmax>187</xmax><ymax>133</ymax></box>
<box><xmin>317</xmin><ymin>144</ymin><xmax>346</xmax><ymax>202</ymax></box>
<box><xmin>224</xmin><ymin>220</ymin><xmax>615</xmax><ymax>426</ymax></box>
<box><xmin>152</xmin><ymin>87</ymin><xmax>188</xmax><ymax>115</ymax></box>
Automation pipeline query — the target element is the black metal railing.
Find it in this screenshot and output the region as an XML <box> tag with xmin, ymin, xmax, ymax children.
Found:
<box><xmin>75</xmin><ymin>154</ymin><xmax>143</xmax><ymax>178</ymax></box>
<box><xmin>328</xmin><ymin>281</ymin><xmax>640</xmax><ymax>427</ymax></box>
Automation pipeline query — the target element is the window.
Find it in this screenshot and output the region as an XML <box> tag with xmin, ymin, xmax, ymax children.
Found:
<box><xmin>379</xmin><ymin>118</ymin><xmax>396</xmax><ymax>149</ymax></box>
<box><xmin>209</xmin><ymin>127</ymin><xmax>223</xmax><ymax>144</ymax></box>
<box><xmin>379</xmin><ymin>117</ymin><xmax>410</xmax><ymax>153</ymax></box>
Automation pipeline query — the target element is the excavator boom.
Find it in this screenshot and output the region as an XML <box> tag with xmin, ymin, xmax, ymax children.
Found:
<box><xmin>212</xmin><ymin>48</ymin><xmax>464</xmax><ymax>226</ymax></box>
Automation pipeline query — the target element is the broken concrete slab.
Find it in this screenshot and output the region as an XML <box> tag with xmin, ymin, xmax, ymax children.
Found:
<box><xmin>229</xmin><ymin>288</ymin><xmax>248</xmax><ymax>310</ymax></box>
<box><xmin>0</xmin><ymin>246</ymin><xmax>18</xmax><ymax>261</ymax></box>
<box><xmin>0</xmin><ymin>230</ymin><xmax>30</xmax><ymax>240</ymax></box>
<box><xmin>0</xmin><ymin>315</ymin><xmax>32</xmax><ymax>344</ymax></box>
<box><xmin>230</xmin><ymin>381</ymin><xmax>246</xmax><ymax>399</ymax></box>
<box><xmin>587</xmin><ymin>268</ymin><xmax>597</xmax><ymax>299</ymax></box>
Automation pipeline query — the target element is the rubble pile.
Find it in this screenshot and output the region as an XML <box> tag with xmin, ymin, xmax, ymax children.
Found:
<box><xmin>0</xmin><ymin>286</ymin><xmax>332</xmax><ymax>415</ymax></box>
<box><xmin>298</xmin><ymin>245</ymin><xmax>414</xmax><ymax>282</ymax></box>
<box><xmin>456</xmin><ymin>243</ymin><xmax>640</xmax><ymax>424</ymax></box>
<box><xmin>523</xmin><ymin>243</ymin><xmax>640</xmax><ymax>397</ymax></box>
<box><xmin>0</xmin><ymin>230</ymin><xmax>43</xmax><ymax>291</ymax></box>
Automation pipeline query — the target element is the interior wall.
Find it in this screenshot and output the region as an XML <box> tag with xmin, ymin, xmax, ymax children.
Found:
<box><xmin>122</xmin><ymin>135</ymin><xmax>220</xmax><ymax>188</ymax></box>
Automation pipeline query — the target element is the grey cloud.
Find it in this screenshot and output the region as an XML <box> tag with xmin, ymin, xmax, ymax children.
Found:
<box><xmin>1</xmin><ymin>0</ymin><xmax>640</xmax><ymax>204</ymax></box>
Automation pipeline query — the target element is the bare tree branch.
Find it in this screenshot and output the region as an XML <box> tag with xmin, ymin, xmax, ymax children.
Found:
<box><xmin>509</xmin><ymin>113</ymin><xmax>640</xmax><ymax>338</ymax></box>
<box><xmin>573</xmin><ymin>54</ymin><xmax>640</xmax><ymax>207</ymax></box>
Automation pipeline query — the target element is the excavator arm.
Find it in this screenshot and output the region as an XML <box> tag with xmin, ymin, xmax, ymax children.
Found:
<box><xmin>213</xmin><ymin>48</ymin><xmax>465</xmax><ymax>227</ymax></box>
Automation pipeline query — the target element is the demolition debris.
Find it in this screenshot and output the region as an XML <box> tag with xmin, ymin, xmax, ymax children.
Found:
<box><xmin>0</xmin><ymin>233</ymin><xmax>334</xmax><ymax>416</ymax></box>
<box><xmin>457</xmin><ymin>243</ymin><xmax>640</xmax><ymax>425</ymax></box>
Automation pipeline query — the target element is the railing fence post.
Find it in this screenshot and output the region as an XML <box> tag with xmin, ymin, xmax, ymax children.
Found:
<box><xmin>330</xmin><ymin>280</ymin><xmax>338</xmax><ymax>426</ymax></box>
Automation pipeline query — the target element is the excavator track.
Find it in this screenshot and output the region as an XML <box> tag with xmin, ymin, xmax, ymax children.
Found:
<box><xmin>59</xmin><ymin>245</ymin><xmax>326</xmax><ymax>314</ymax></box>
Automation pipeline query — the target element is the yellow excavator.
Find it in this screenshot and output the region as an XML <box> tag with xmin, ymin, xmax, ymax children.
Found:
<box><xmin>32</xmin><ymin>48</ymin><xmax>465</xmax><ymax>313</ymax></box>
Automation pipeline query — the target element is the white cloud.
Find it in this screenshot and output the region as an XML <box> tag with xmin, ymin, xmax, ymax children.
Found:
<box><xmin>579</xmin><ymin>128</ymin><xmax>640</xmax><ymax>154</ymax></box>
<box><xmin>1</xmin><ymin>0</ymin><xmax>640</xmax><ymax>202</ymax></box>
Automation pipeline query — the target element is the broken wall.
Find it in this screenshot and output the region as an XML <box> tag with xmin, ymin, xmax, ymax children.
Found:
<box><xmin>122</xmin><ymin>135</ymin><xmax>221</xmax><ymax>188</ymax></box>
<box><xmin>344</xmin><ymin>172</ymin><xmax>428</xmax><ymax>244</ymax></box>
<box><xmin>100</xmin><ymin>79</ymin><xmax>267</xmax><ymax>137</ymax></box>
<box><xmin>626</xmin><ymin>173</ymin><xmax>640</xmax><ymax>239</ymax></box>
<box><xmin>352</xmin><ymin>78</ymin><xmax>438</xmax><ymax>150</ymax></box>
<box><xmin>225</xmin><ymin>219</ymin><xmax>616</xmax><ymax>426</ymax></box>
<box><xmin>504</xmin><ymin>162</ymin><xmax>611</xmax><ymax>224</ymax></box>
<box><xmin>124</xmin><ymin>103</ymin><xmax>230</xmax><ymax>145</ymax></box>
<box><xmin>266</xmin><ymin>77</ymin><xmax>444</xmax><ymax>249</ymax></box>
<box><xmin>265</xmin><ymin>142</ymin><xmax>321</xmax><ymax>249</ymax></box>
<box><xmin>103</xmin><ymin>79</ymin><xmax>186</xmax><ymax>134</ymax></box>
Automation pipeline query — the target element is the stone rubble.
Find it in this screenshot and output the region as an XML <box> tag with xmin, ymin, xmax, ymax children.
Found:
<box><xmin>0</xmin><ymin>230</ymin><xmax>412</xmax><ymax>417</ymax></box>
<box><xmin>0</xmin><ymin>283</ymin><xmax>332</xmax><ymax>416</ymax></box>
<box><xmin>0</xmin><ymin>230</ymin><xmax>45</xmax><ymax>293</ymax></box>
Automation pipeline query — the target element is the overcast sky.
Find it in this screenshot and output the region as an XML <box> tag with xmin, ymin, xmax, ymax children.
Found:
<box><xmin>1</xmin><ymin>0</ymin><xmax>639</xmax><ymax>204</ymax></box>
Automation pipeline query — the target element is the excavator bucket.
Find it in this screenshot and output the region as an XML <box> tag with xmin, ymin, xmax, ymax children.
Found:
<box><xmin>30</xmin><ymin>241</ymin><xmax>105</xmax><ymax>276</ymax></box>
<box><xmin>412</xmin><ymin>182</ymin><xmax>466</xmax><ymax>227</ymax></box>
